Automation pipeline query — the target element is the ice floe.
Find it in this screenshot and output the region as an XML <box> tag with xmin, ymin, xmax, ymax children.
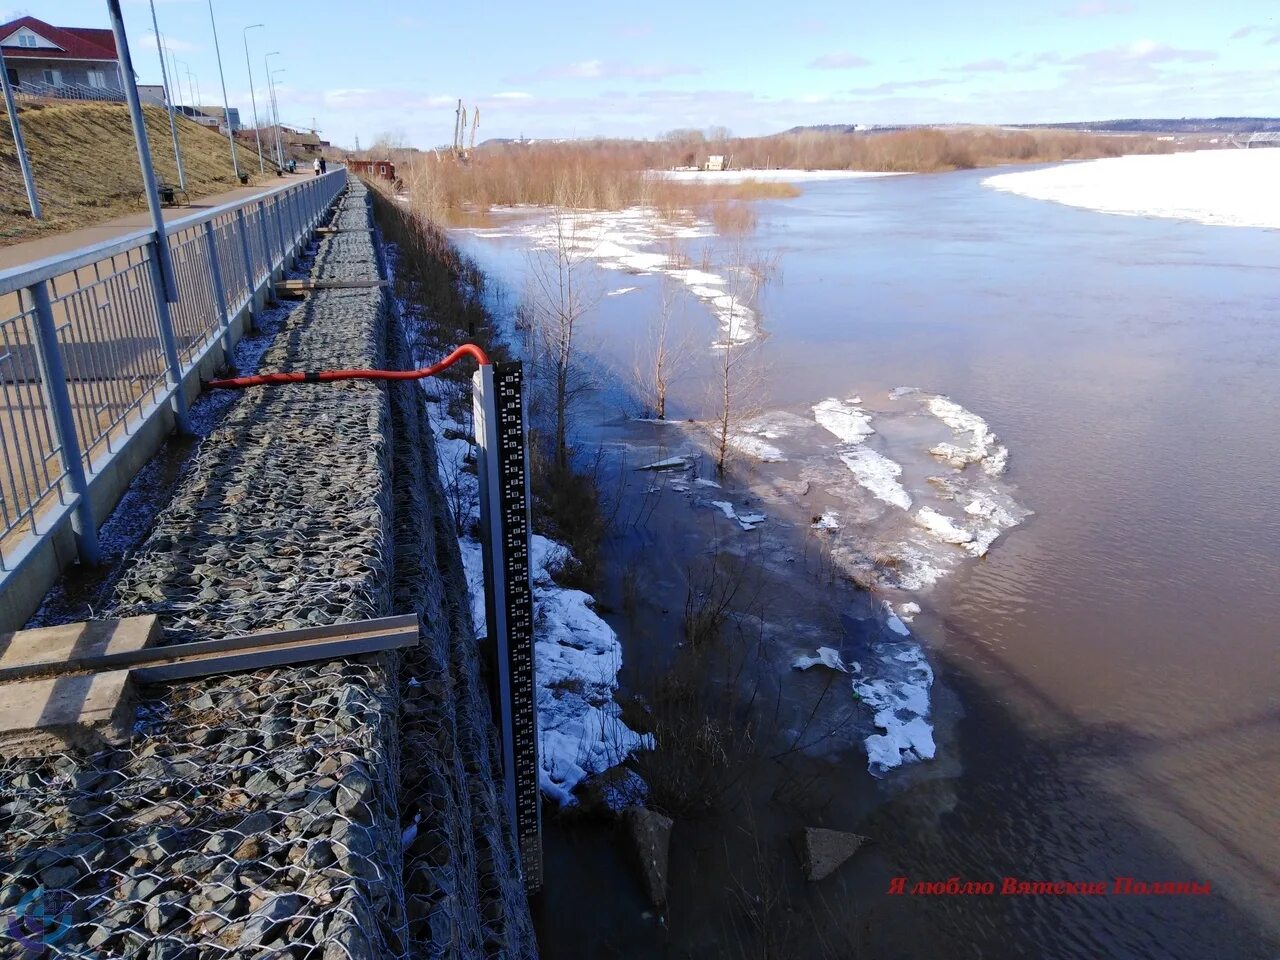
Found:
<box><xmin>464</xmin><ymin>206</ymin><xmax>762</xmax><ymax>349</ymax></box>
<box><xmin>638</xmin><ymin>455</ymin><xmax>693</xmax><ymax>471</ymax></box>
<box><xmin>706</xmin><ymin>499</ymin><xmax>767</xmax><ymax>530</ymax></box>
<box><xmin>838</xmin><ymin>447</ymin><xmax>912</xmax><ymax>510</ymax></box>
<box><xmin>792</xmin><ymin>647</ymin><xmax>852</xmax><ymax>673</ymax></box>
<box><xmin>813</xmin><ymin>396</ymin><xmax>874</xmax><ymax>444</ymax></box>
<box><xmin>914</xmin><ymin>506</ymin><xmax>975</xmax><ymax>545</ymax></box>
<box><xmin>655</xmin><ymin>168</ymin><xmax>908</xmax><ymax>184</ymax></box>
<box><xmin>924</xmin><ymin>395</ymin><xmax>1009</xmax><ymax>476</ymax></box>
<box><xmin>854</xmin><ymin>640</ymin><xmax>936</xmax><ymax>775</ymax></box>
<box><xmin>727</xmin><ymin>433</ymin><xmax>786</xmax><ymax>462</ymax></box>
<box><xmin>606</xmin><ymin>286</ymin><xmax>637</xmax><ymax>297</ymax></box>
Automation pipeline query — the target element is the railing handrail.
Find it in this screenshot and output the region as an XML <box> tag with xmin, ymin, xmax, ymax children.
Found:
<box><xmin>0</xmin><ymin>168</ymin><xmax>346</xmax><ymax>296</ymax></box>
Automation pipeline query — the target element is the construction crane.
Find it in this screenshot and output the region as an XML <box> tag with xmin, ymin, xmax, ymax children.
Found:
<box><xmin>451</xmin><ymin>100</ymin><xmax>480</xmax><ymax>160</ymax></box>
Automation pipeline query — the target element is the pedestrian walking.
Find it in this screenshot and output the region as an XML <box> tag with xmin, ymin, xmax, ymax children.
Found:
<box><xmin>313</xmin><ymin>158</ymin><xmax>321</xmax><ymax>177</ymax></box>
<box><xmin>319</xmin><ymin>156</ymin><xmax>327</xmax><ymax>175</ymax></box>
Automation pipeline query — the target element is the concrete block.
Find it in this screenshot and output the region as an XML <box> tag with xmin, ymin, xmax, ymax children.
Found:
<box><xmin>0</xmin><ymin>670</ymin><xmax>136</xmax><ymax>757</ymax></box>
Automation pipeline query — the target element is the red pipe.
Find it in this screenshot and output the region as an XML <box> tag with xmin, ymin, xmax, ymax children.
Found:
<box><xmin>207</xmin><ymin>343</ymin><xmax>491</xmax><ymax>390</ymax></box>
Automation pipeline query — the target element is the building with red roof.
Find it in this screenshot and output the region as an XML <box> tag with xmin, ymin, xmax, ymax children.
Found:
<box><xmin>0</xmin><ymin>16</ymin><xmax>125</xmax><ymax>99</ymax></box>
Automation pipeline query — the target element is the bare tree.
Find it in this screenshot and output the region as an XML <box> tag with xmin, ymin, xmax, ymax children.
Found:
<box><xmin>524</xmin><ymin>201</ymin><xmax>602</xmax><ymax>470</ymax></box>
<box><xmin>635</xmin><ymin>272</ymin><xmax>695</xmax><ymax>420</ymax></box>
<box><xmin>710</xmin><ymin>236</ymin><xmax>773</xmax><ymax>474</ymax></box>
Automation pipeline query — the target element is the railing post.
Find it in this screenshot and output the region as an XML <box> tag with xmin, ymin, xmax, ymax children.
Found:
<box><xmin>203</xmin><ymin>221</ymin><xmax>232</xmax><ymax>354</ymax></box>
<box><xmin>285</xmin><ymin>189</ymin><xmax>300</xmax><ymax>257</ymax></box>
<box><xmin>257</xmin><ymin>199</ymin><xmax>275</xmax><ymax>289</ymax></box>
<box><xmin>235</xmin><ymin>207</ymin><xmax>257</xmax><ymax>326</ymax></box>
<box><xmin>24</xmin><ymin>282</ymin><xmax>100</xmax><ymax>566</ymax></box>
<box><xmin>273</xmin><ymin>196</ymin><xmax>289</xmax><ymax>270</ymax></box>
<box><xmin>146</xmin><ymin>240</ymin><xmax>193</xmax><ymax>434</ymax></box>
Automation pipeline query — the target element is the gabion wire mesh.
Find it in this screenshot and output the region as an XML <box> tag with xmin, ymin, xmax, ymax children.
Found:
<box><xmin>0</xmin><ymin>180</ymin><xmax>536</xmax><ymax>959</ymax></box>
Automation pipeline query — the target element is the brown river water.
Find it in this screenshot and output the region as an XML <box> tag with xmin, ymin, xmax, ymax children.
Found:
<box><xmin>451</xmin><ymin>166</ymin><xmax>1280</xmax><ymax>959</ymax></box>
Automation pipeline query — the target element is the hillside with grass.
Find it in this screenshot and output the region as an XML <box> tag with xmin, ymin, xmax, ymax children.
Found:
<box><xmin>0</xmin><ymin>101</ymin><xmax>272</xmax><ymax>246</ymax></box>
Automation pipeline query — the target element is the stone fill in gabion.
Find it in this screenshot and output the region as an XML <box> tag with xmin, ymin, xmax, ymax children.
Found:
<box><xmin>0</xmin><ymin>178</ymin><xmax>535</xmax><ymax>959</ymax></box>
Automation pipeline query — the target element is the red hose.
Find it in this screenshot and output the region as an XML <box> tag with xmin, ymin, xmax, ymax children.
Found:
<box><xmin>207</xmin><ymin>343</ymin><xmax>491</xmax><ymax>390</ymax></box>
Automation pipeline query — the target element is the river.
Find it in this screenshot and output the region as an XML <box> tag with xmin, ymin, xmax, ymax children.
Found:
<box><xmin>451</xmin><ymin>165</ymin><xmax>1280</xmax><ymax>959</ymax></box>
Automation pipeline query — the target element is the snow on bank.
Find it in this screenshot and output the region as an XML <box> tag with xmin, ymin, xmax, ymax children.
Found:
<box><xmin>983</xmin><ymin>149</ymin><xmax>1280</xmax><ymax>230</ymax></box>
<box><xmin>530</xmin><ymin>537</ymin><xmax>654</xmax><ymax>806</ymax></box>
<box><xmin>656</xmin><ymin>168</ymin><xmax>907</xmax><ymax>183</ymax></box>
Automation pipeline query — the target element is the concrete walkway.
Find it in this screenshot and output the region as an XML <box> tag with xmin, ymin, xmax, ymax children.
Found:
<box><xmin>0</xmin><ymin>172</ymin><xmax>318</xmax><ymax>271</ymax></box>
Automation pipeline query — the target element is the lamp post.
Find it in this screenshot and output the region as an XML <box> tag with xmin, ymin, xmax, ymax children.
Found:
<box><xmin>0</xmin><ymin>47</ymin><xmax>39</xmax><ymax>218</ymax></box>
<box><xmin>205</xmin><ymin>0</ymin><xmax>239</xmax><ymax>180</ymax></box>
<box><xmin>148</xmin><ymin>1</ymin><xmax>185</xmax><ymax>190</ymax></box>
<box><xmin>243</xmin><ymin>24</ymin><xmax>265</xmax><ymax>174</ymax></box>
<box><xmin>270</xmin><ymin>69</ymin><xmax>286</xmax><ymax>170</ymax></box>
<box><xmin>175</xmin><ymin>58</ymin><xmax>189</xmax><ymax>113</ymax></box>
<box><xmin>264</xmin><ymin>52</ymin><xmax>282</xmax><ymax>167</ymax></box>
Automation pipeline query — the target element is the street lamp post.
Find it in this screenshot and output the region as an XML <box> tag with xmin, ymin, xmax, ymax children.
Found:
<box><xmin>264</xmin><ymin>52</ymin><xmax>282</xmax><ymax>168</ymax></box>
<box><xmin>205</xmin><ymin>0</ymin><xmax>240</xmax><ymax>180</ymax></box>
<box><xmin>148</xmin><ymin>1</ymin><xmax>185</xmax><ymax>190</ymax></box>
<box><xmin>0</xmin><ymin>47</ymin><xmax>39</xmax><ymax>218</ymax></box>
<box><xmin>243</xmin><ymin>24</ymin><xmax>265</xmax><ymax>174</ymax></box>
<box><xmin>270</xmin><ymin>69</ymin><xmax>286</xmax><ymax>169</ymax></box>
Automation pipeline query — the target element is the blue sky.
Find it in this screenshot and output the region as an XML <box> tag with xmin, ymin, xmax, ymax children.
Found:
<box><xmin>12</xmin><ymin>0</ymin><xmax>1279</xmax><ymax>148</ymax></box>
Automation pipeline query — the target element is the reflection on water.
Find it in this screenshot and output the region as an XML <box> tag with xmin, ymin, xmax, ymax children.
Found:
<box><xmin>453</xmin><ymin>168</ymin><xmax>1280</xmax><ymax>957</ymax></box>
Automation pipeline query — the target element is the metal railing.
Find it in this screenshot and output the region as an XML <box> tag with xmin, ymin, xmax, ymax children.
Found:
<box><xmin>13</xmin><ymin>79</ymin><xmax>127</xmax><ymax>103</ymax></box>
<box><xmin>0</xmin><ymin>168</ymin><xmax>347</xmax><ymax>586</ymax></box>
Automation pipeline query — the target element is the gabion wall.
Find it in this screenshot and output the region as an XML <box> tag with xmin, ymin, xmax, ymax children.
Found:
<box><xmin>0</xmin><ymin>179</ymin><xmax>536</xmax><ymax>959</ymax></box>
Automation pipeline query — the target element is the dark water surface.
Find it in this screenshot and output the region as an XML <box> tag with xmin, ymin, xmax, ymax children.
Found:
<box><xmin>455</xmin><ymin>169</ymin><xmax>1280</xmax><ymax>958</ymax></box>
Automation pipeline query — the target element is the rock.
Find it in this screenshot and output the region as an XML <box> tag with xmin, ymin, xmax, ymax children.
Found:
<box><xmin>239</xmin><ymin>893</ymin><xmax>302</xmax><ymax>948</ymax></box>
<box><xmin>800</xmin><ymin>827</ymin><xmax>869</xmax><ymax>881</ymax></box>
<box><xmin>145</xmin><ymin>894</ymin><xmax>183</xmax><ymax>934</ymax></box>
<box><xmin>623</xmin><ymin>807</ymin><xmax>672</xmax><ymax>908</ymax></box>
<box><xmin>334</xmin><ymin>774</ymin><xmax>373</xmax><ymax>815</ymax></box>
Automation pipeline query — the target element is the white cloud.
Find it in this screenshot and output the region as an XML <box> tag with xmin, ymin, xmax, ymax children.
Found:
<box><xmin>809</xmin><ymin>52</ymin><xmax>872</xmax><ymax>69</ymax></box>
<box><xmin>523</xmin><ymin>59</ymin><xmax>701</xmax><ymax>82</ymax></box>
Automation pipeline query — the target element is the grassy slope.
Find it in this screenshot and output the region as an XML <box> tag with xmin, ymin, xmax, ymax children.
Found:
<box><xmin>0</xmin><ymin>101</ymin><xmax>272</xmax><ymax>246</ymax></box>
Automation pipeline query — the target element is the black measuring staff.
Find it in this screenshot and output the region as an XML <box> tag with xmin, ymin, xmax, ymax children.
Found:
<box><xmin>473</xmin><ymin>359</ymin><xmax>543</xmax><ymax>893</ymax></box>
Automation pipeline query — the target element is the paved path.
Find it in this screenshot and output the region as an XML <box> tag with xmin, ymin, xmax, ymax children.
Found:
<box><xmin>0</xmin><ymin>173</ymin><xmax>317</xmax><ymax>271</ymax></box>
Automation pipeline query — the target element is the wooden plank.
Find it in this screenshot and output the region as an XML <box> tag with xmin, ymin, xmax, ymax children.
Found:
<box><xmin>0</xmin><ymin>615</ymin><xmax>158</xmax><ymax>683</ymax></box>
<box><xmin>276</xmin><ymin>278</ymin><xmax>386</xmax><ymax>296</ymax></box>
<box><xmin>0</xmin><ymin>614</ymin><xmax>418</xmax><ymax>684</ymax></box>
<box><xmin>129</xmin><ymin>614</ymin><xmax>420</xmax><ymax>681</ymax></box>
<box><xmin>315</xmin><ymin>226</ymin><xmax>374</xmax><ymax>234</ymax></box>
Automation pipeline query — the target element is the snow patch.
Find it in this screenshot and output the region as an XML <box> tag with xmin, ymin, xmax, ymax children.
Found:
<box><xmin>811</xmin><ymin>509</ymin><xmax>841</xmax><ymax>530</ymax></box>
<box><xmin>606</xmin><ymin>286</ymin><xmax>637</xmax><ymax>297</ymax></box>
<box><xmin>983</xmin><ymin>149</ymin><xmax>1280</xmax><ymax>231</ymax></box>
